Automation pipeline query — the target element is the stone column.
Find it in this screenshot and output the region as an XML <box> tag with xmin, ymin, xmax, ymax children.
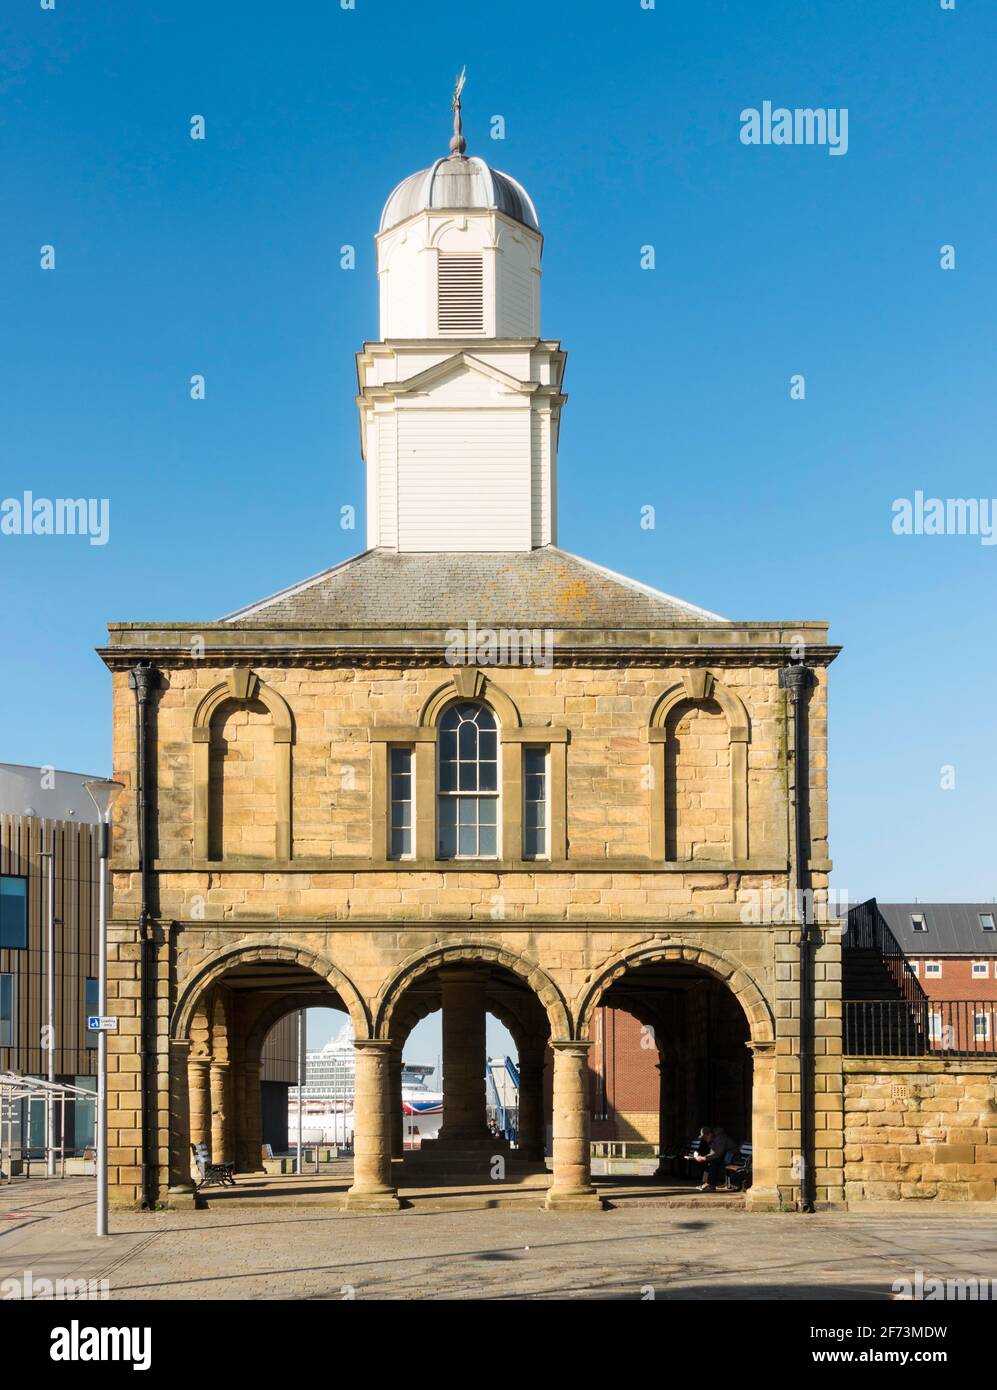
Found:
<box><xmin>390</xmin><ymin>1047</ymin><xmax>404</xmax><ymax>1159</ymax></box>
<box><xmin>188</xmin><ymin>1056</ymin><xmax>211</xmax><ymax>1152</ymax></box>
<box><xmin>344</xmin><ymin>1040</ymin><xmax>400</xmax><ymax>1210</ymax></box>
<box><xmin>516</xmin><ymin>1050</ymin><xmax>546</xmax><ymax>1163</ymax></box>
<box><xmin>545</xmin><ymin>1041</ymin><xmax>603</xmax><ymax>1210</ymax></box>
<box><xmin>653</xmin><ymin>1059</ymin><xmax>669</xmax><ymax>1178</ymax></box>
<box><xmin>436</xmin><ymin>968</ymin><xmax>489</xmax><ymax>1145</ymax></box>
<box><xmin>240</xmin><ymin>1060</ymin><xmax>263</xmax><ymax>1172</ymax></box>
<box><xmin>210</xmin><ymin>1060</ymin><xmax>231</xmax><ymax>1165</ymax></box>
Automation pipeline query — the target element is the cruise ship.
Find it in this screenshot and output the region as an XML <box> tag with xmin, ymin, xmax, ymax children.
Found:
<box><xmin>288</xmin><ymin>1021</ymin><xmax>443</xmax><ymax>1147</ymax></box>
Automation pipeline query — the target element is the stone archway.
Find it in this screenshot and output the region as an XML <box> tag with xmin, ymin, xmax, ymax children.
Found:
<box><xmin>374</xmin><ymin>940</ymin><xmax>570</xmax><ymax>1042</ymax></box>
<box><xmin>367</xmin><ymin>941</ymin><xmax>566</xmax><ymax>1194</ymax></box>
<box><xmin>575</xmin><ymin>941</ymin><xmax>777</xmax><ymax>1209</ymax></box>
<box><xmin>167</xmin><ymin>941</ymin><xmax>368</xmax><ymax>1199</ymax></box>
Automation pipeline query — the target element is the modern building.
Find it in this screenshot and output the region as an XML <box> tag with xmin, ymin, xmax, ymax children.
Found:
<box><xmin>0</xmin><ymin>762</ymin><xmax>104</xmax><ymax>1159</ymax></box>
<box><xmin>0</xmin><ymin>760</ymin><xmax>296</xmax><ymax>1165</ymax></box>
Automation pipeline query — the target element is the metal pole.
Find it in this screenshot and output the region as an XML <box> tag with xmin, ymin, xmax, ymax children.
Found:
<box><xmin>40</xmin><ymin>840</ymin><xmax>56</xmax><ymax>1177</ymax></box>
<box><xmin>295</xmin><ymin>1009</ymin><xmax>304</xmax><ymax>1175</ymax></box>
<box><xmin>96</xmin><ymin>821</ymin><xmax>109</xmax><ymax>1237</ymax></box>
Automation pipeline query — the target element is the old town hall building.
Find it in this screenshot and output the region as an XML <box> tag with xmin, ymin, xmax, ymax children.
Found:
<box><xmin>98</xmin><ymin>101</ymin><xmax>843</xmax><ymax>1212</ymax></box>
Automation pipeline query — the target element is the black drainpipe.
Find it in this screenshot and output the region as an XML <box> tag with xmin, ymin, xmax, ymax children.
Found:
<box><xmin>128</xmin><ymin>662</ymin><xmax>158</xmax><ymax>1210</ymax></box>
<box><xmin>779</xmin><ymin>659</ymin><xmax>816</xmax><ymax>1213</ymax></box>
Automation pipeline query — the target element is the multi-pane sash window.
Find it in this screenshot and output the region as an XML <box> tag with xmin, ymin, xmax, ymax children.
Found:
<box><xmin>389</xmin><ymin>747</ymin><xmax>414</xmax><ymax>859</ymax></box>
<box><xmin>0</xmin><ymin>974</ymin><xmax>12</xmax><ymax>1047</ymax></box>
<box><xmin>438</xmin><ymin>702</ymin><xmax>498</xmax><ymax>858</ymax></box>
<box><xmin>974</xmin><ymin>1009</ymin><xmax>992</xmax><ymax>1043</ymax></box>
<box><xmin>523</xmin><ymin>746</ymin><xmax>549</xmax><ymax>859</ymax></box>
<box><xmin>0</xmin><ymin>877</ymin><xmax>27</xmax><ymax>950</ymax></box>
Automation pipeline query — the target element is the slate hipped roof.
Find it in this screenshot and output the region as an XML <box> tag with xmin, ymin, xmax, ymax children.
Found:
<box><xmin>220</xmin><ymin>546</ymin><xmax>729</xmax><ymax>628</ymax></box>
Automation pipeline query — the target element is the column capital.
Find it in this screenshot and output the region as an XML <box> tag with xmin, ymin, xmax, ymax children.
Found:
<box><xmin>353</xmin><ymin>1037</ymin><xmax>394</xmax><ymax>1054</ymax></box>
<box><xmin>550</xmin><ymin>1039</ymin><xmax>592</xmax><ymax>1057</ymax></box>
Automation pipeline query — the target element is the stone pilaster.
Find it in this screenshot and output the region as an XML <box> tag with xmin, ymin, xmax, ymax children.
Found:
<box><xmin>745</xmin><ymin>1039</ymin><xmax>778</xmax><ymax>1209</ymax></box>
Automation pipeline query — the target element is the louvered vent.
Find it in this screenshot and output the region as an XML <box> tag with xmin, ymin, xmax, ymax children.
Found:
<box><xmin>437</xmin><ymin>254</ymin><xmax>484</xmax><ymax>333</ymax></box>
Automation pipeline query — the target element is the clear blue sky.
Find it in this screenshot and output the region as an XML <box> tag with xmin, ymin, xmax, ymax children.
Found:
<box><xmin>3</xmin><ymin>0</ymin><xmax>995</xmax><ymax>978</ymax></box>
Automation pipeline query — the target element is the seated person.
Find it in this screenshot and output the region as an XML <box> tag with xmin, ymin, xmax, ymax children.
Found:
<box><xmin>691</xmin><ymin>1125</ymin><xmax>735</xmax><ymax>1191</ymax></box>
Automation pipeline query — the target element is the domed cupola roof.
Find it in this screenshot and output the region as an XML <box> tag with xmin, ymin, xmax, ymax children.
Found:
<box><xmin>379</xmin><ymin>155</ymin><xmax>539</xmax><ymax>235</ymax></box>
<box><xmin>379</xmin><ymin>68</ymin><xmax>540</xmax><ymax>235</ymax></box>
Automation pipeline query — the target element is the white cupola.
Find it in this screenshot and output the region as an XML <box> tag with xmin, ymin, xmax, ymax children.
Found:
<box><xmin>356</xmin><ymin>75</ymin><xmax>567</xmax><ymax>553</ymax></box>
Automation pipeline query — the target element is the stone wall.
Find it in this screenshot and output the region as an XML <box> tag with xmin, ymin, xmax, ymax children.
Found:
<box><xmin>101</xmin><ymin>655</ymin><xmax>840</xmax><ymax>1210</ymax></box>
<box><xmin>844</xmin><ymin>1058</ymin><xmax>997</xmax><ymax>1202</ymax></box>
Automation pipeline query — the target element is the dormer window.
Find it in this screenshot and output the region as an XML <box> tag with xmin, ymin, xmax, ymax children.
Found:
<box><xmin>910</xmin><ymin>913</ymin><xmax>927</xmax><ymax>933</ymax></box>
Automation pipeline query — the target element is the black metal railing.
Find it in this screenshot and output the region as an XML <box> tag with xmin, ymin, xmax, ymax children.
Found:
<box><xmin>844</xmin><ymin>999</ymin><xmax>997</xmax><ymax>1057</ymax></box>
<box><xmin>844</xmin><ymin>897</ymin><xmax>928</xmax><ymax>1017</ymax></box>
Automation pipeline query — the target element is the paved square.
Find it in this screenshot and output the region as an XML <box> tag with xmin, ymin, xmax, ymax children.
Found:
<box><xmin>2</xmin><ymin>1178</ymin><xmax>995</xmax><ymax>1301</ymax></box>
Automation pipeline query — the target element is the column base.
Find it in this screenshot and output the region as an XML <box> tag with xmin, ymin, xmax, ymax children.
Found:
<box><xmin>744</xmin><ymin>1186</ymin><xmax>780</xmax><ymax>1212</ymax></box>
<box><xmin>544</xmin><ymin>1186</ymin><xmax>605</xmax><ymax>1212</ymax></box>
<box><xmin>165</xmin><ymin>1185</ymin><xmax>199</xmax><ymax>1212</ymax></box>
<box><xmin>342</xmin><ymin>1191</ymin><xmax>402</xmax><ymax>1212</ymax></box>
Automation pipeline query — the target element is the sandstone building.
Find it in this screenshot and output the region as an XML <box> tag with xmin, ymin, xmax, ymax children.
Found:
<box><xmin>99</xmin><ymin>100</ymin><xmax>847</xmax><ymax>1212</ymax></box>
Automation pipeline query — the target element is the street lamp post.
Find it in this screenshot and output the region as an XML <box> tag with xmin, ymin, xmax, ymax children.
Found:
<box><xmin>83</xmin><ymin>778</ymin><xmax>124</xmax><ymax>1239</ymax></box>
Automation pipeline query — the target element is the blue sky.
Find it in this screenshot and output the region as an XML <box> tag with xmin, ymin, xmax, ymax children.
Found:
<box><xmin>2</xmin><ymin>0</ymin><xmax>995</xmax><ymax>1054</ymax></box>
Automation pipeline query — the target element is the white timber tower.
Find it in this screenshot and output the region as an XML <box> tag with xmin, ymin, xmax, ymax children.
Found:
<box><xmin>357</xmin><ymin>72</ymin><xmax>566</xmax><ymax>552</ymax></box>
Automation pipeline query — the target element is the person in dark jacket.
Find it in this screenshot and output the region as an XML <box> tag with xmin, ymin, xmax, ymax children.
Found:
<box><xmin>692</xmin><ymin>1125</ymin><xmax>735</xmax><ymax>1191</ymax></box>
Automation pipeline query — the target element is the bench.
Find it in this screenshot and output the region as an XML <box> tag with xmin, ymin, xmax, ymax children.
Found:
<box><xmin>724</xmin><ymin>1142</ymin><xmax>752</xmax><ymax>1191</ymax></box>
<box><xmin>191</xmin><ymin>1141</ymin><xmax>236</xmax><ymax>1188</ymax></box>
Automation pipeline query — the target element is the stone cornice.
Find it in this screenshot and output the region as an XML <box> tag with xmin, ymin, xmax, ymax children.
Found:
<box><xmin>97</xmin><ymin>628</ymin><xmax>839</xmax><ymax>671</ymax></box>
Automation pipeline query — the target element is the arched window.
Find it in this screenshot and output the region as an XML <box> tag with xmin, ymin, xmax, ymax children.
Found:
<box><xmin>437</xmin><ymin>702</ymin><xmax>499</xmax><ymax>858</ymax></box>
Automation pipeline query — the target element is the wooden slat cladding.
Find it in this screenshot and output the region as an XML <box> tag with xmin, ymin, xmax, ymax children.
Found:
<box><xmin>437</xmin><ymin>254</ymin><xmax>484</xmax><ymax>334</ymax></box>
<box><xmin>0</xmin><ymin>814</ymin><xmax>98</xmax><ymax>1078</ymax></box>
